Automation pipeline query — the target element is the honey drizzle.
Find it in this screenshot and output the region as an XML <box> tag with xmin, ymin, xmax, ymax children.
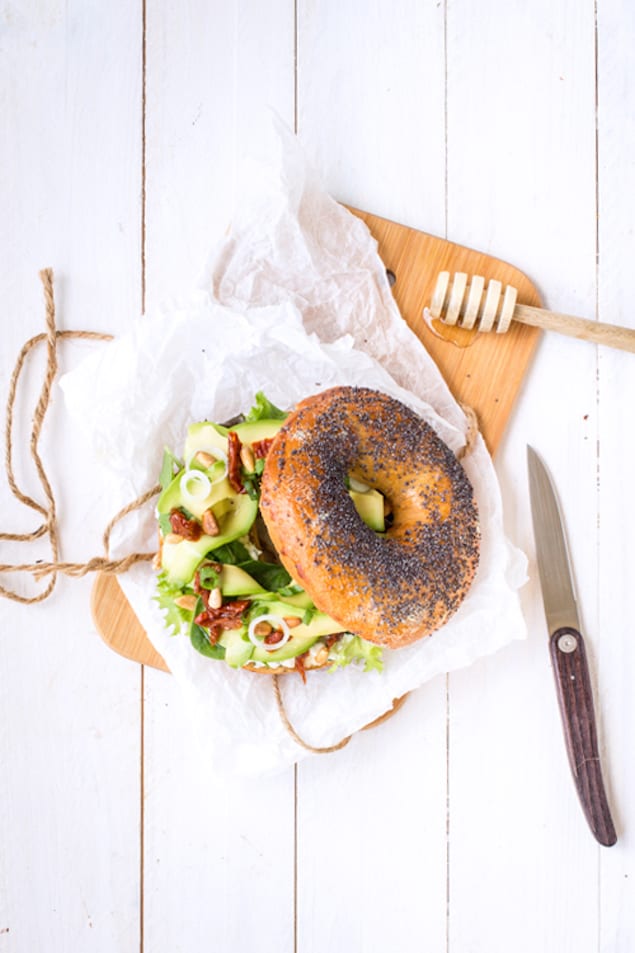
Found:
<box><xmin>428</xmin><ymin>316</ymin><xmax>479</xmax><ymax>349</ymax></box>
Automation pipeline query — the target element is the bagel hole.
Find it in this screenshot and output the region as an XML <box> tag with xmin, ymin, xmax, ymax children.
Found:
<box><xmin>347</xmin><ymin>475</ymin><xmax>391</xmax><ymax>534</ymax></box>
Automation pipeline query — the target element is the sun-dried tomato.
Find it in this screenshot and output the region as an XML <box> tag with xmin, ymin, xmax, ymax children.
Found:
<box><xmin>264</xmin><ymin>628</ymin><xmax>286</xmax><ymax>645</ymax></box>
<box><xmin>227</xmin><ymin>430</ymin><xmax>245</xmax><ymax>493</ymax></box>
<box><xmin>169</xmin><ymin>508</ymin><xmax>202</xmax><ymax>541</ymax></box>
<box><xmin>323</xmin><ymin>634</ymin><xmax>341</xmax><ymax>650</ymax></box>
<box><xmin>294</xmin><ymin>653</ymin><xmax>308</xmax><ymax>683</ymax></box>
<box><xmin>194</xmin><ymin>599</ymin><xmax>250</xmax><ymax>644</ymax></box>
<box><xmin>252</xmin><ymin>438</ymin><xmax>274</xmax><ymax>459</ymax></box>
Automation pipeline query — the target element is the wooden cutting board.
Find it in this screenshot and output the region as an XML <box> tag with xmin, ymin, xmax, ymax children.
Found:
<box><xmin>91</xmin><ymin>208</ymin><xmax>542</xmax><ymax>671</ymax></box>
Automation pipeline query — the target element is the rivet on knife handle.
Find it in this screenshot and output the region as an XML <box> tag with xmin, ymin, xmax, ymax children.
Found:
<box><xmin>549</xmin><ymin>626</ymin><xmax>617</xmax><ymax>847</ymax></box>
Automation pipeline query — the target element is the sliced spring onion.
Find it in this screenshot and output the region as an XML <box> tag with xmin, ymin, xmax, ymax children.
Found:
<box><xmin>185</xmin><ymin>446</ymin><xmax>228</xmax><ymax>485</ymax></box>
<box><xmin>247</xmin><ymin>614</ymin><xmax>291</xmax><ymax>650</ymax></box>
<box><xmin>179</xmin><ymin>469</ymin><xmax>212</xmax><ymax>505</ymax></box>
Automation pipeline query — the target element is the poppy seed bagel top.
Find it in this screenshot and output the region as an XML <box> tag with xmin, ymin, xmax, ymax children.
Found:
<box><xmin>259</xmin><ymin>386</ymin><xmax>480</xmax><ymax>649</ymax></box>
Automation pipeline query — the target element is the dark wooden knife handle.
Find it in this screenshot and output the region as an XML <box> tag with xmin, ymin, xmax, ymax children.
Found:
<box><xmin>549</xmin><ymin>626</ymin><xmax>617</xmax><ymax>846</ymax></box>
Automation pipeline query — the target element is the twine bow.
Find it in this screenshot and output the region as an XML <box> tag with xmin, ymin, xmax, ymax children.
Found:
<box><xmin>0</xmin><ymin>269</ymin><xmax>157</xmax><ymax>604</ymax></box>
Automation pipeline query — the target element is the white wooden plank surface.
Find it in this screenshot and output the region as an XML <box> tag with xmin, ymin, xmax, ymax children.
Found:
<box><xmin>297</xmin><ymin>0</ymin><xmax>447</xmax><ymax>234</ymax></box>
<box><xmin>142</xmin><ymin>5</ymin><xmax>297</xmax><ymax>950</ymax></box>
<box><xmin>0</xmin><ymin>3</ymin><xmax>143</xmax><ymax>952</ymax></box>
<box><xmin>296</xmin><ymin>5</ymin><xmax>449</xmax><ymax>952</ymax></box>
<box><xmin>446</xmin><ymin>2</ymin><xmax>603</xmax><ymax>951</ymax></box>
<box><xmin>596</xmin><ymin>1</ymin><xmax>635</xmax><ymax>949</ymax></box>
<box><xmin>1</xmin><ymin>2</ymin><xmax>634</xmax><ymax>952</ymax></box>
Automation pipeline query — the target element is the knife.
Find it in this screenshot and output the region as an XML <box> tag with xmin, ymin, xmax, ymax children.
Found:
<box><xmin>527</xmin><ymin>446</ymin><xmax>617</xmax><ymax>847</ymax></box>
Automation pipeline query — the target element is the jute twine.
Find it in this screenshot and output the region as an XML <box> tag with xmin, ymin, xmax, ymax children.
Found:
<box><xmin>0</xmin><ymin>269</ymin><xmax>157</xmax><ymax>604</ymax></box>
<box><xmin>2</xmin><ymin>270</ymin><xmax>480</xmax><ymax>756</ymax></box>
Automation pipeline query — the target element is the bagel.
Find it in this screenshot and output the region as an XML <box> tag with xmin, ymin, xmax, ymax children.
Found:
<box><xmin>259</xmin><ymin>386</ymin><xmax>480</xmax><ymax>649</ymax></box>
<box><xmin>241</xmin><ymin>650</ymin><xmax>332</xmax><ymax>675</ymax></box>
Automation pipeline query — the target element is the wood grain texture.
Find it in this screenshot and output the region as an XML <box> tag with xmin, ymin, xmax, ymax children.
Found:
<box><xmin>91</xmin><ymin>574</ymin><xmax>169</xmax><ymax>673</ymax></box>
<box><xmin>90</xmin><ymin>210</ymin><xmax>541</xmax><ymax>670</ymax></box>
<box><xmin>509</xmin><ymin>304</ymin><xmax>635</xmax><ymax>352</ymax></box>
<box><xmin>351</xmin><ymin>210</ymin><xmax>542</xmax><ymax>452</ymax></box>
<box><xmin>432</xmin><ymin>272</ymin><xmax>635</xmax><ymax>352</ymax></box>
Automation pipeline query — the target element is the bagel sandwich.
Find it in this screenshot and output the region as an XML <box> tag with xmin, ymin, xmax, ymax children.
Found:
<box><xmin>154</xmin><ymin>392</ymin><xmax>385</xmax><ymax>677</ymax></box>
<box><xmin>154</xmin><ymin>388</ymin><xmax>479</xmax><ymax>675</ymax></box>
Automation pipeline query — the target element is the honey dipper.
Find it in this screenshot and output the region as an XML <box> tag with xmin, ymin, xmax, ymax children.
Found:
<box><xmin>429</xmin><ymin>271</ymin><xmax>635</xmax><ymax>353</ymax></box>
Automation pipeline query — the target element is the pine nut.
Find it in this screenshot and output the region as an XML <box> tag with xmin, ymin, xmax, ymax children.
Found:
<box><xmin>283</xmin><ymin>616</ymin><xmax>302</xmax><ymax>628</ymax></box>
<box><xmin>253</xmin><ymin>621</ymin><xmax>273</xmax><ymax>637</ymax></box>
<box><xmin>164</xmin><ymin>533</ymin><xmax>184</xmax><ymax>544</ymax></box>
<box><xmin>209</xmin><ymin>587</ymin><xmax>223</xmax><ymax>609</ymax></box>
<box><xmin>240</xmin><ymin>443</ymin><xmax>256</xmax><ymax>472</ymax></box>
<box><xmin>201</xmin><ymin>508</ymin><xmax>220</xmax><ymax>536</ymax></box>
<box><xmin>195</xmin><ymin>451</ymin><xmax>216</xmax><ymax>468</ymax></box>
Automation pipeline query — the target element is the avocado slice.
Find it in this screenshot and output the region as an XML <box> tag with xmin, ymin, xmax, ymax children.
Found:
<box><xmin>182</xmin><ymin>417</ymin><xmax>283</xmax><ymax>467</ymax></box>
<box><xmin>218</xmin><ymin>627</ymin><xmax>254</xmax><ymax>668</ymax></box>
<box><xmin>160</xmin><ymin>494</ymin><xmax>259</xmax><ymax>585</ymax></box>
<box><xmin>249</xmin><ymin>601</ymin><xmax>347</xmax><ymax>663</ymax></box>
<box><xmin>183</xmin><ymin>421</ymin><xmax>228</xmax><ymax>464</ymax></box>
<box><xmin>161</xmin><ymin>538</ymin><xmax>215</xmax><ymax>587</ymax></box>
<box><xmin>350</xmin><ymin>487</ymin><xmax>385</xmax><ymax>532</ymax></box>
<box><xmin>232</xmin><ymin>419</ymin><xmax>284</xmax><ymax>444</ymax></box>
<box><xmin>274</xmin><ymin>588</ymin><xmax>313</xmax><ymax>609</ymax></box>
<box><xmin>157</xmin><ymin>471</ymin><xmax>235</xmax><ymax>521</ymax></box>
<box><xmin>219</xmin><ymin>564</ymin><xmax>265</xmax><ymax>596</ymax></box>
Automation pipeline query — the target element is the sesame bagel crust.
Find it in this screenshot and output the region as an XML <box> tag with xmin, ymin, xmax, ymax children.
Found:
<box><xmin>259</xmin><ymin>386</ymin><xmax>480</xmax><ymax>649</ymax></box>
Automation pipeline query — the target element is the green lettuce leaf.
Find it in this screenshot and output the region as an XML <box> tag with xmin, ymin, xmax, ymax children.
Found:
<box><xmin>210</xmin><ymin>540</ymin><xmax>292</xmax><ymax>592</ymax></box>
<box><xmin>211</xmin><ymin>540</ymin><xmax>252</xmax><ymax>564</ymax></box>
<box><xmin>159</xmin><ymin>446</ymin><xmax>182</xmax><ymax>489</ymax></box>
<box><xmin>190</xmin><ymin>622</ymin><xmax>226</xmax><ymax>660</ymax></box>
<box><xmin>155</xmin><ymin>573</ymin><xmax>193</xmax><ymax>636</ymax></box>
<box><xmin>245</xmin><ymin>560</ymin><xmax>292</xmax><ymax>592</ymax></box>
<box><xmin>328</xmin><ymin>634</ymin><xmax>384</xmax><ymax>673</ymax></box>
<box><xmin>244</xmin><ymin>391</ymin><xmax>287</xmax><ymax>422</ymax></box>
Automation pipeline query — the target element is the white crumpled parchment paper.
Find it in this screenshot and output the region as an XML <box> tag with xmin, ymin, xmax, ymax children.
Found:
<box><xmin>61</xmin><ymin>121</ymin><xmax>527</xmax><ymax>776</ymax></box>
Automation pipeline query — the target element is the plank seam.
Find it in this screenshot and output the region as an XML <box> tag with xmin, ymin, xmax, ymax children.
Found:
<box><xmin>294</xmin><ymin>0</ymin><xmax>299</xmax><ymax>134</ymax></box>
<box><xmin>141</xmin><ymin>0</ymin><xmax>147</xmax><ymax>324</ymax></box>
<box><xmin>443</xmin><ymin>0</ymin><xmax>449</xmax><ymax>240</ymax></box>
<box><xmin>444</xmin><ymin>6</ymin><xmax>451</xmax><ymax>949</ymax></box>
<box><xmin>140</xmin><ymin>0</ymin><xmax>148</xmax><ymax>950</ymax></box>
<box><xmin>446</xmin><ymin>673</ymin><xmax>451</xmax><ymax>953</ymax></box>
<box><xmin>294</xmin><ymin>765</ymin><xmax>298</xmax><ymax>953</ymax></box>
<box><xmin>593</xmin><ymin>2</ymin><xmax>603</xmax><ymax>951</ymax></box>
<box><xmin>293</xmin><ymin>10</ymin><xmax>299</xmax><ymax>953</ymax></box>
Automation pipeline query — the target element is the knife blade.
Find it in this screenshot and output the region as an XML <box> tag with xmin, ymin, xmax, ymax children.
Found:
<box><xmin>527</xmin><ymin>446</ymin><xmax>617</xmax><ymax>847</ymax></box>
